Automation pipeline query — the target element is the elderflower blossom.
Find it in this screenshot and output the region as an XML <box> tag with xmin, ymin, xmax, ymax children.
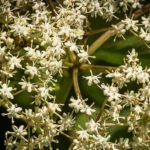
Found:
<box><xmin>25</xmin><ymin>65</ymin><xmax>38</xmax><ymax>78</ymax></box>
<box><xmin>7</xmin><ymin>55</ymin><xmax>22</xmax><ymax>70</ymax></box>
<box><xmin>112</xmin><ymin>24</ymin><xmax>126</xmax><ymax>40</ymax></box>
<box><xmin>69</xmin><ymin>96</ymin><xmax>84</xmax><ymax>113</ymax></box>
<box><xmin>101</xmin><ymin>83</ymin><xmax>121</xmax><ymax>102</ymax></box>
<box><xmin>122</xmin><ymin>17</ymin><xmax>139</xmax><ymax>31</ymax></box>
<box><xmin>3</xmin><ymin>104</ymin><xmax>22</xmax><ymax>123</ymax></box>
<box><xmin>10</xmin><ymin>125</ymin><xmax>27</xmax><ymax>139</ymax></box>
<box><xmin>78</xmin><ymin>49</ymin><xmax>93</xmax><ymax>63</ymax></box>
<box><xmin>0</xmin><ymin>83</ymin><xmax>14</xmax><ymax>99</ymax></box>
<box><xmin>0</xmin><ymin>0</ymin><xmax>150</xmax><ymax>149</ymax></box>
<box><xmin>83</xmin><ymin>70</ymin><xmax>101</xmax><ymax>86</ymax></box>
<box><xmin>19</xmin><ymin>78</ymin><xmax>35</xmax><ymax>93</ymax></box>
<box><xmin>76</xmin><ymin>130</ymin><xmax>90</xmax><ymax>141</ymax></box>
<box><xmin>85</xmin><ymin>119</ymin><xmax>100</xmax><ymax>132</ymax></box>
<box><xmin>69</xmin><ymin>96</ymin><xmax>95</xmax><ymax>115</ymax></box>
<box><xmin>100</xmin><ymin>49</ymin><xmax>150</xmax><ymax>147</ymax></box>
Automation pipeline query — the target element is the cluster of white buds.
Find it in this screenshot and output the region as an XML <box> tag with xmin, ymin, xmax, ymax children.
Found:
<box><xmin>0</xmin><ymin>0</ymin><xmax>150</xmax><ymax>149</ymax></box>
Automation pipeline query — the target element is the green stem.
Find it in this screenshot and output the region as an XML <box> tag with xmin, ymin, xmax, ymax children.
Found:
<box><xmin>72</xmin><ymin>68</ymin><xmax>82</xmax><ymax>99</ymax></box>
<box><xmin>59</xmin><ymin>131</ymin><xmax>73</xmax><ymax>140</ymax></box>
<box><xmin>27</xmin><ymin>125</ymin><xmax>30</xmax><ymax>150</ymax></box>
<box><xmin>105</xmin><ymin>123</ymin><xmax>128</xmax><ymax>127</ymax></box>
<box><xmin>88</xmin><ymin>30</ymin><xmax>115</xmax><ymax>55</ymax></box>
<box><xmin>63</xmin><ymin>61</ymin><xmax>74</xmax><ymax>68</ymax></box>
<box><xmin>85</xmin><ymin>27</ymin><xmax>113</xmax><ymax>36</ymax></box>
<box><xmin>69</xmin><ymin>51</ymin><xmax>77</xmax><ymax>64</ymax></box>
<box><xmin>13</xmin><ymin>89</ymin><xmax>25</xmax><ymax>96</ymax></box>
<box><xmin>96</xmin><ymin>97</ymin><xmax>108</xmax><ymax>122</ymax></box>
<box><xmin>80</xmin><ymin>64</ymin><xmax>117</xmax><ymax>73</ymax></box>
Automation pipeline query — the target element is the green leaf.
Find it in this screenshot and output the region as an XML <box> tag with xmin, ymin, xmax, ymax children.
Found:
<box><xmin>55</xmin><ymin>75</ymin><xmax>73</xmax><ymax>104</ymax></box>
<box><xmin>79</xmin><ymin>75</ymin><xmax>105</xmax><ymax>105</ymax></box>
<box><xmin>93</xmin><ymin>34</ymin><xmax>150</xmax><ymax>66</ymax></box>
<box><xmin>14</xmin><ymin>91</ymin><xmax>33</xmax><ymax>108</ymax></box>
<box><xmin>95</xmin><ymin>51</ymin><xmax>124</xmax><ymax>65</ymax></box>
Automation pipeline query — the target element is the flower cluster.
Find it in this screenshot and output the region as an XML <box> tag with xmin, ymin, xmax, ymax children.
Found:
<box><xmin>69</xmin><ymin>96</ymin><xmax>95</xmax><ymax>115</ymax></box>
<box><xmin>0</xmin><ymin>0</ymin><xmax>150</xmax><ymax>149</ymax></box>
<box><xmin>70</xmin><ymin>49</ymin><xmax>150</xmax><ymax>149</ymax></box>
<box><xmin>63</xmin><ymin>0</ymin><xmax>141</xmax><ymax>19</ymax></box>
<box><xmin>100</xmin><ymin>49</ymin><xmax>150</xmax><ymax>149</ymax></box>
<box><xmin>0</xmin><ymin>0</ymin><xmax>94</xmax><ymax>149</ymax></box>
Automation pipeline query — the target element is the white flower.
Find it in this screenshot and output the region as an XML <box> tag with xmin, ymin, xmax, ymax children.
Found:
<box><xmin>12</xmin><ymin>125</ymin><xmax>27</xmax><ymax>138</ymax></box>
<box><xmin>126</xmin><ymin>49</ymin><xmax>139</xmax><ymax>63</ymax></box>
<box><xmin>76</xmin><ymin>130</ymin><xmax>89</xmax><ymax>141</ymax></box>
<box><xmin>10</xmin><ymin>24</ymin><xmax>29</xmax><ymax>37</ymax></box>
<box><xmin>48</xmin><ymin>59</ymin><xmax>62</xmax><ymax>75</ymax></box>
<box><xmin>69</xmin><ymin>96</ymin><xmax>95</xmax><ymax>115</ymax></box>
<box><xmin>110</xmin><ymin>105</ymin><xmax>122</xmax><ymax>122</ymax></box>
<box><xmin>122</xmin><ymin>17</ymin><xmax>138</xmax><ymax>31</ymax></box>
<box><xmin>92</xmin><ymin>134</ymin><xmax>110</xmax><ymax>145</ymax></box>
<box><xmin>119</xmin><ymin>138</ymin><xmax>131</xmax><ymax>149</ymax></box>
<box><xmin>141</xmin><ymin>16</ymin><xmax>150</xmax><ymax>29</ymax></box>
<box><xmin>58</xmin><ymin>25</ymin><xmax>73</xmax><ymax>37</ymax></box>
<box><xmin>78</xmin><ymin>50</ymin><xmax>89</xmax><ymax>63</ymax></box>
<box><xmin>139</xmin><ymin>28</ymin><xmax>150</xmax><ymax>42</ymax></box>
<box><xmin>112</xmin><ymin>24</ymin><xmax>126</xmax><ymax>41</ymax></box>
<box><xmin>4</xmin><ymin>104</ymin><xmax>22</xmax><ymax>123</ymax></box>
<box><xmin>65</xmin><ymin>41</ymin><xmax>79</xmax><ymax>53</ymax></box>
<box><xmin>133</xmin><ymin>105</ymin><xmax>143</xmax><ymax>114</ymax></box>
<box><xmin>85</xmin><ymin>119</ymin><xmax>99</xmax><ymax>132</ymax></box>
<box><xmin>24</xmin><ymin>46</ymin><xmax>39</xmax><ymax>60</ymax></box>
<box><xmin>0</xmin><ymin>46</ymin><xmax>6</xmax><ymax>59</ymax></box>
<box><xmin>58</xmin><ymin>113</ymin><xmax>75</xmax><ymax>131</ymax></box>
<box><xmin>140</xmin><ymin>84</ymin><xmax>150</xmax><ymax>101</ymax></box>
<box><xmin>78</xmin><ymin>47</ymin><xmax>95</xmax><ymax>63</ymax></box>
<box><xmin>38</xmin><ymin>86</ymin><xmax>52</xmax><ymax>99</ymax></box>
<box><xmin>81</xmin><ymin>104</ymin><xmax>95</xmax><ymax>116</ymax></box>
<box><xmin>69</xmin><ymin>97</ymin><xmax>84</xmax><ymax>113</ymax></box>
<box><xmin>19</xmin><ymin>79</ymin><xmax>34</xmax><ymax>92</ymax></box>
<box><xmin>25</xmin><ymin>65</ymin><xmax>38</xmax><ymax>78</ymax></box>
<box><xmin>83</xmin><ymin>70</ymin><xmax>101</xmax><ymax>86</ymax></box>
<box><xmin>47</xmin><ymin>102</ymin><xmax>61</xmax><ymax>114</ymax></box>
<box><xmin>7</xmin><ymin>56</ymin><xmax>22</xmax><ymax>70</ymax></box>
<box><xmin>0</xmin><ymin>83</ymin><xmax>14</xmax><ymax>99</ymax></box>
<box><xmin>123</xmin><ymin>91</ymin><xmax>140</xmax><ymax>107</ymax></box>
<box><xmin>101</xmin><ymin>84</ymin><xmax>121</xmax><ymax>101</ymax></box>
<box><xmin>51</xmin><ymin>35</ymin><xmax>62</xmax><ymax>47</ymax></box>
<box><xmin>136</xmin><ymin>69</ymin><xmax>149</xmax><ymax>84</ymax></box>
<box><xmin>106</xmin><ymin>71</ymin><xmax>126</xmax><ymax>88</ymax></box>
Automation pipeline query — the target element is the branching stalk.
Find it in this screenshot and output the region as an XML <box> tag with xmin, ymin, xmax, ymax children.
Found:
<box><xmin>85</xmin><ymin>27</ymin><xmax>113</xmax><ymax>36</ymax></box>
<box><xmin>69</xmin><ymin>51</ymin><xmax>77</xmax><ymax>64</ymax></box>
<box><xmin>88</xmin><ymin>30</ymin><xmax>115</xmax><ymax>55</ymax></box>
<box><xmin>80</xmin><ymin>64</ymin><xmax>117</xmax><ymax>73</ymax></box>
<box><xmin>96</xmin><ymin>97</ymin><xmax>108</xmax><ymax>122</ymax></box>
<box><xmin>105</xmin><ymin>123</ymin><xmax>128</xmax><ymax>127</ymax></box>
<box><xmin>27</xmin><ymin>126</ymin><xmax>30</xmax><ymax>150</ymax></box>
<box><xmin>72</xmin><ymin>68</ymin><xmax>82</xmax><ymax>99</ymax></box>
